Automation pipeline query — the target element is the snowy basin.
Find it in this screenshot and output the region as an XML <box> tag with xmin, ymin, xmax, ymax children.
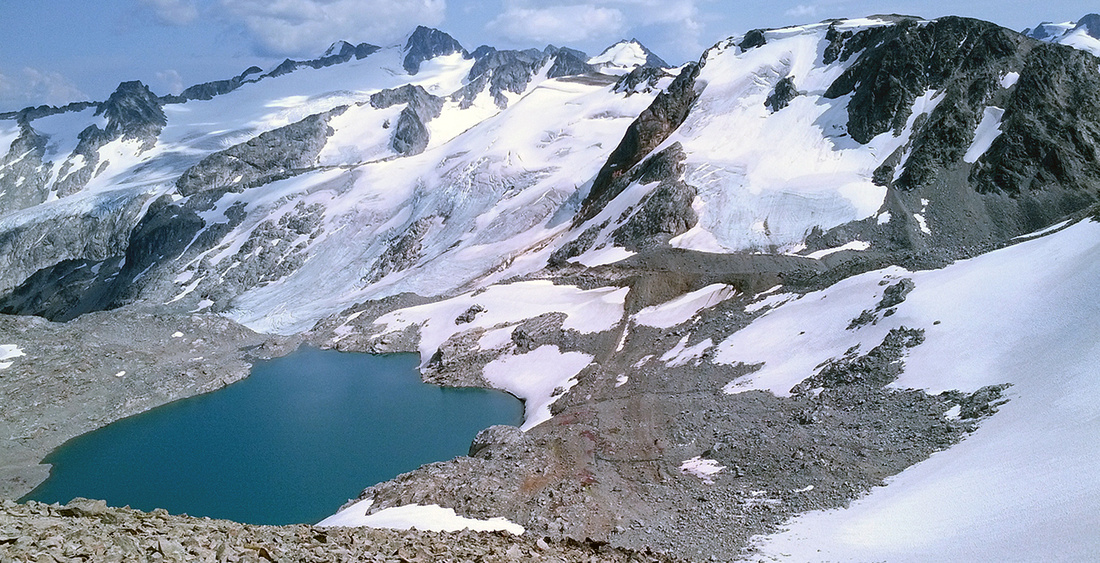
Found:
<box><xmin>20</xmin><ymin>347</ymin><xmax>522</xmax><ymax>525</ymax></box>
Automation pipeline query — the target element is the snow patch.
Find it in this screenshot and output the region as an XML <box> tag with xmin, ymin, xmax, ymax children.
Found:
<box><xmin>963</xmin><ymin>106</ymin><xmax>1005</xmax><ymax>163</ymax></box>
<box><xmin>805</xmin><ymin>240</ymin><xmax>870</xmax><ymax>259</ymax></box>
<box><xmin>0</xmin><ymin>344</ymin><xmax>25</xmax><ymax>370</ymax></box>
<box><xmin>633</xmin><ymin>284</ymin><xmax>738</xmax><ymax>328</ymax></box>
<box><xmin>660</xmin><ymin>336</ymin><xmax>714</xmax><ymax>367</ymax></box>
<box><xmin>913</xmin><ymin>213</ymin><xmax>930</xmax><ymax>235</ymax></box>
<box><xmin>680</xmin><ymin>456</ymin><xmax>726</xmax><ymax>484</ymax></box>
<box><xmin>318</xmin><ymin>499</ymin><xmax>524</xmax><ymax>534</ymax></box>
<box><xmin>482</xmin><ymin>345</ymin><xmax>593</xmax><ymax>430</ymax></box>
<box><xmin>375</xmin><ymin>281</ymin><xmax>627</xmax><ymax>370</ymax></box>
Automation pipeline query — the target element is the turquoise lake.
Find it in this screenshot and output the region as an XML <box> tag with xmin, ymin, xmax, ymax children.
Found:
<box><xmin>21</xmin><ymin>347</ymin><xmax>524</xmax><ymax>525</ymax></box>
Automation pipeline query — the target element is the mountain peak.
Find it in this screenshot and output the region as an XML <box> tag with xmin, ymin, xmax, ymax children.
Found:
<box><xmin>588</xmin><ymin>39</ymin><xmax>669</xmax><ymax>72</ymax></box>
<box><xmin>1076</xmin><ymin>13</ymin><xmax>1100</xmax><ymax>38</ymax></box>
<box><xmin>403</xmin><ymin>26</ymin><xmax>468</xmax><ymax>75</ymax></box>
<box><xmin>323</xmin><ymin>40</ymin><xmax>355</xmax><ymax>58</ymax></box>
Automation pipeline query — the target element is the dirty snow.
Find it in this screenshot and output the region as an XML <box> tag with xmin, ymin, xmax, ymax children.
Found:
<box><xmin>680</xmin><ymin>456</ymin><xmax>727</xmax><ymax>484</ymax></box>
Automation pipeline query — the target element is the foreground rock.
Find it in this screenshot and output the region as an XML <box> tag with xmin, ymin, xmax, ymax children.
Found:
<box><xmin>0</xmin><ymin>498</ymin><xmax>681</xmax><ymax>563</ymax></box>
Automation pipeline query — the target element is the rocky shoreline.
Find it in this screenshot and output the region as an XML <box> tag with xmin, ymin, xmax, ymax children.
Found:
<box><xmin>0</xmin><ymin>308</ymin><xmax>299</xmax><ymax>500</ymax></box>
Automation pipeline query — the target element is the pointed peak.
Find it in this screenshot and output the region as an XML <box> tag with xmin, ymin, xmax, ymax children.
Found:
<box><xmin>589</xmin><ymin>39</ymin><xmax>669</xmax><ymax>71</ymax></box>
<box><xmin>1076</xmin><ymin>14</ymin><xmax>1100</xmax><ymax>38</ymax></box>
<box><xmin>403</xmin><ymin>26</ymin><xmax>467</xmax><ymax>74</ymax></box>
<box><xmin>324</xmin><ymin>40</ymin><xmax>355</xmax><ymax>58</ymax></box>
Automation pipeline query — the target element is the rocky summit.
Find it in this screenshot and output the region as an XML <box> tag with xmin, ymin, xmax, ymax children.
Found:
<box><xmin>2</xmin><ymin>12</ymin><xmax>1100</xmax><ymax>563</ymax></box>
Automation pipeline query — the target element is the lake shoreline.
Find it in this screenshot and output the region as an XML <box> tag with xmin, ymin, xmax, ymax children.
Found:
<box><xmin>21</xmin><ymin>347</ymin><xmax>522</xmax><ymax>525</ymax></box>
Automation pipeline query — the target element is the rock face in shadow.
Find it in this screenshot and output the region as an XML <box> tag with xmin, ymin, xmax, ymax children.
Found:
<box><xmin>453</xmin><ymin>45</ymin><xmax>595</xmax><ymax>110</ymax></box>
<box><xmin>806</xmin><ymin>17</ymin><xmax>1100</xmax><ymax>254</ymax></box>
<box><xmin>0</xmin><ymin>124</ymin><xmax>52</xmax><ymax>213</ymax></box>
<box><xmin>403</xmin><ymin>26</ymin><xmax>468</xmax><ymax>75</ymax></box>
<box><xmin>177</xmin><ymin>67</ymin><xmax>264</xmax><ymax>101</ymax></box>
<box><xmin>765</xmin><ymin>76</ymin><xmax>799</xmax><ymax>111</ymax></box>
<box><xmin>577</xmin><ymin>62</ymin><xmax>703</xmax><ymax>224</ymax></box>
<box><xmin>611</xmin><ymin>143</ymin><xmax>697</xmax><ymax>250</ymax></box>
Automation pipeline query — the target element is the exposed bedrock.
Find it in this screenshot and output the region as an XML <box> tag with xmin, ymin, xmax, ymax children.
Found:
<box><xmin>577</xmin><ymin>62</ymin><xmax>703</xmax><ymax>224</ymax></box>
<box><xmin>370</xmin><ymin>85</ymin><xmax>445</xmax><ymax>155</ymax></box>
<box><xmin>175</xmin><ymin>107</ymin><xmax>345</xmax><ymax>197</ymax></box>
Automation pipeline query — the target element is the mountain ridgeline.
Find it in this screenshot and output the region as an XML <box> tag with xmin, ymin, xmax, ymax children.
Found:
<box><xmin>3</xmin><ymin>14</ymin><xmax>1100</xmax><ymax>562</ymax></box>
<box><xmin>2</xmin><ymin>17</ymin><xmax>1100</xmax><ymax>322</ymax></box>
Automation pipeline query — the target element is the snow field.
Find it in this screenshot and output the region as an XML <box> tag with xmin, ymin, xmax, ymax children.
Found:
<box><xmin>646</xmin><ymin>24</ymin><xmax>939</xmax><ymax>253</ymax></box>
<box><xmin>588</xmin><ymin>41</ymin><xmax>650</xmax><ymax>73</ymax></box>
<box><xmin>229</xmin><ymin>73</ymin><xmax>657</xmax><ymax>333</ymax></box>
<box><xmin>721</xmin><ymin>220</ymin><xmax>1100</xmax><ymax>561</ymax></box>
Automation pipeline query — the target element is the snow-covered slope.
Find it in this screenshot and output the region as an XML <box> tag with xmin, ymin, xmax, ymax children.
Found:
<box><xmin>0</xmin><ymin>28</ymin><xmax>660</xmax><ymax>331</ymax></box>
<box><xmin>1026</xmin><ymin>13</ymin><xmax>1100</xmax><ymax>56</ymax></box>
<box><xmin>736</xmin><ymin>218</ymin><xmax>1100</xmax><ymax>562</ymax></box>
<box><xmin>588</xmin><ymin>40</ymin><xmax>670</xmax><ymax>74</ymax></box>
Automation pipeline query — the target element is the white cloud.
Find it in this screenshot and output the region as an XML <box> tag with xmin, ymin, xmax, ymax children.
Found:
<box><xmin>0</xmin><ymin>67</ymin><xmax>89</xmax><ymax>110</ymax></box>
<box><xmin>488</xmin><ymin>4</ymin><xmax>626</xmax><ymax>44</ymax></box>
<box><xmin>484</xmin><ymin>0</ymin><xmax>704</xmax><ymax>63</ymax></box>
<box><xmin>155</xmin><ymin>69</ymin><xmax>185</xmax><ymax>95</ymax></box>
<box><xmin>140</xmin><ymin>0</ymin><xmax>199</xmax><ymax>25</ymax></box>
<box><xmin>219</xmin><ymin>0</ymin><xmax>446</xmax><ymax>57</ymax></box>
<box><xmin>785</xmin><ymin>4</ymin><xmax>819</xmax><ymax>18</ymax></box>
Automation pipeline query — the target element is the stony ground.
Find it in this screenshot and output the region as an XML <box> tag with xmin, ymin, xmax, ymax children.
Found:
<box><xmin>0</xmin><ymin>498</ymin><xmax>683</xmax><ymax>563</ymax></box>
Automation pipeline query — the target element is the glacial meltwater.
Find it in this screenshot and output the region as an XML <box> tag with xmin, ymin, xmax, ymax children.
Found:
<box><xmin>21</xmin><ymin>347</ymin><xmax>524</xmax><ymax>525</ymax></box>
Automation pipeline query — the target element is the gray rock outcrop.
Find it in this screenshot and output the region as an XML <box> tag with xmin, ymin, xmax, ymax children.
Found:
<box><xmin>175</xmin><ymin>107</ymin><xmax>345</xmax><ymax>197</ymax></box>
<box><xmin>403</xmin><ymin>26</ymin><xmax>468</xmax><ymax>75</ymax></box>
<box><xmin>370</xmin><ymin>85</ymin><xmax>444</xmax><ymax>155</ymax></box>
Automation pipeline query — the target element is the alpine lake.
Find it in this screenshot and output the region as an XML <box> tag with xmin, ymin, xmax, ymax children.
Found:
<box><xmin>21</xmin><ymin>347</ymin><xmax>524</xmax><ymax>525</ymax></box>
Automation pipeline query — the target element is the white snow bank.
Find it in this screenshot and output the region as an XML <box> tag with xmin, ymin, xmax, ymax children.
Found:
<box><xmin>633</xmin><ymin>284</ymin><xmax>738</xmax><ymax>328</ymax></box>
<box><xmin>660</xmin><ymin>336</ymin><xmax>714</xmax><ymax>368</ymax></box>
<box><xmin>680</xmin><ymin>456</ymin><xmax>726</xmax><ymax>484</ymax></box>
<box><xmin>482</xmin><ymin>345</ymin><xmax>593</xmax><ymax>430</ymax></box>
<box><xmin>0</xmin><ymin>344</ymin><xmax>25</xmax><ymax>370</ymax></box>
<box><xmin>805</xmin><ymin>240</ymin><xmax>870</xmax><ymax>259</ymax></box>
<box><xmin>963</xmin><ymin>106</ymin><xmax>1005</xmax><ymax>163</ymax></box>
<box><xmin>374</xmin><ymin>281</ymin><xmax>627</xmax><ymax>370</ymax></box>
<box><xmin>728</xmin><ymin>220</ymin><xmax>1100</xmax><ymax>561</ymax></box>
<box><xmin>318</xmin><ymin>498</ymin><xmax>524</xmax><ymax>534</ymax></box>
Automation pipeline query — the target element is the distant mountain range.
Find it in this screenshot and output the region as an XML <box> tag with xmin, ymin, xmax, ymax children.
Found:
<box><xmin>2</xmin><ymin>13</ymin><xmax>1100</xmax><ymax>562</ymax></box>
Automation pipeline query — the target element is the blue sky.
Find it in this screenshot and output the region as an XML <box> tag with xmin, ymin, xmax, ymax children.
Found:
<box><xmin>1</xmin><ymin>0</ymin><xmax>1095</xmax><ymax>112</ymax></box>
